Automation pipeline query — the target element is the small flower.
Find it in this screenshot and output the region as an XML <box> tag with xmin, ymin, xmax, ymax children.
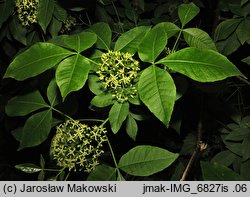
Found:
<box><xmin>60</xmin><ymin>16</ymin><xmax>77</xmax><ymax>34</ymax></box>
<box><xmin>165</xmin><ymin>47</ymin><xmax>175</xmax><ymax>55</ymax></box>
<box><xmin>15</xmin><ymin>0</ymin><xmax>38</xmax><ymax>27</ymax></box>
<box><xmin>50</xmin><ymin>119</ymin><xmax>107</xmax><ymax>172</ymax></box>
<box><xmin>97</xmin><ymin>50</ymin><xmax>140</xmax><ymax>103</ymax></box>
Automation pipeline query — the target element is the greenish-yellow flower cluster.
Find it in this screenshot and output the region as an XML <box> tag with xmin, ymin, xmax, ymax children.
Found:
<box><xmin>97</xmin><ymin>50</ymin><xmax>140</xmax><ymax>103</ymax></box>
<box><xmin>15</xmin><ymin>0</ymin><xmax>38</xmax><ymax>27</ymax></box>
<box><xmin>60</xmin><ymin>16</ymin><xmax>77</xmax><ymax>34</ymax></box>
<box><xmin>50</xmin><ymin>120</ymin><xmax>107</xmax><ymax>172</ymax></box>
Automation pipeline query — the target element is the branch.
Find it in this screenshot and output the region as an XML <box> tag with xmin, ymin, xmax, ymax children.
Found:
<box><xmin>180</xmin><ymin>121</ymin><xmax>207</xmax><ymax>181</ymax></box>
<box><xmin>237</xmin><ymin>76</ymin><xmax>250</xmax><ymax>86</ymax></box>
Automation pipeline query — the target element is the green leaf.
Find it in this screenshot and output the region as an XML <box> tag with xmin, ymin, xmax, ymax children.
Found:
<box><xmin>98</xmin><ymin>0</ymin><xmax>114</xmax><ymax>5</ymax></box>
<box><xmin>11</xmin><ymin>127</ymin><xmax>23</xmax><ymax>142</ymax></box>
<box><xmin>240</xmin><ymin>115</ymin><xmax>250</xmax><ymax>128</ymax></box>
<box><xmin>201</xmin><ymin>161</ymin><xmax>244</xmax><ymax>181</ymax></box>
<box><xmin>91</xmin><ymin>92</ymin><xmax>114</xmax><ymax>107</ymax></box>
<box><xmin>40</xmin><ymin>155</ymin><xmax>45</xmax><ymax>169</ymax></box>
<box><xmin>126</xmin><ymin>113</ymin><xmax>138</xmax><ymax>140</ymax></box>
<box><xmin>38</xmin><ymin>155</ymin><xmax>46</xmax><ymax>180</ymax></box>
<box><xmin>87</xmin><ymin>164</ymin><xmax>116</xmax><ymax>181</ymax></box>
<box><xmin>242</xmin><ymin>134</ymin><xmax>250</xmax><ymax>160</ymax></box>
<box><xmin>117</xmin><ymin>172</ymin><xmax>126</xmax><ymax>181</ymax></box>
<box><xmin>170</xmin><ymin>161</ymin><xmax>186</xmax><ymax>181</ymax></box>
<box><xmin>61</xmin><ymin>32</ymin><xmax>97</xmax><ymax>53</ymax></box>
<box><xmin>95</xmin><ymin>5</ymin><xmax>112</xmax><ymax>24</ymax></box>
<box><xmin>216</xmin><ymin>32</ymin><xmax>241</xmax><ymax>56</ymax></box>
<box><xmin>4</xmin><ymin>42</ymin><xmax>74</xmax><ymax>80</ymax></box>
<box><xmin>183</xmin><ymin>28</ymin><xmax>217</xmax><ymax>50</ymax></box>
<box><xmin>47</xmin><ymin>79</ymin><xmax>61</xmax><ymax>107</ymax></box>
<box><xmin>38</xmin><ymin>170</ymin><xmax>45</xmax><ymax>181</ymax></box>
<box><xmin>68</xmin><ymin>7</ymin><xmax>86</xmax><ymax>12</ymax></box>
<box><xmin>128</xmin><ymin>91</ymin><xmax>141</xmax><ymax>105</ymax></box>
<box><xmin>89</xmin><ymin>22</ymin><xmax>111</xmax><ymax>50</ymax></box>
<box><xmin>88</xmin><ymin>74</ymin><xmax>105</xmax><ymax>95</ymax></box>
<box><xmin>240</xmin><ymin>159</ymin><xmax>250</xmax><ymax>180</ymax></box>
<box><xmin>121</xmin><ymin>1</ymin><xmax>138</xmax><ymax>22</ymax></box>
<box><xmin>51</xmin><ymin>118</ymin><xmax>63</xmax><ymax>128</ymax></box>
<box><xmin>56</xmin><ymin>54</ymin><xmax>90</xmax><ymax>99</ymax></box>
<box><xmin>241</xmin><ymin>0</ymin><xmax>249</xmax><ymax>6</ymax></box>
<box><xmin>118</xmin><ymin>145</ymin><xmax>179</xmax><ymax>176</ymax></box>
<box><xmin>0</xmin><ymin>0</ymin><xmax>14</xmax><ymax>28</ymax></box>
<box><xmin>225</xmin><ymin>128</ymin><xmax>250</xmax><ymax>141</ymax></box>
<box><xmin>225</xmin><ymin>143</ymin><xmax>243</xmax><ymax>156</ymax></box>
<box><xmin>9</xmin><ymin>16</ymin><xmax>27</xmax><ymax>45</ymax></box>
<box><xmin>125</xmin><ymin>7</ymin><xmax>138</xmax><ymax>23</ymax></box>
<box><xmin>178</xmin><ymin>3</ymin><xmax>200</xmax><ymax>27</ymax></box>
<box><xmin>37</xmin><ymin>0</ymin><xmax>55</xmax><ymax>33</ymax></box>
<box><xmin>49</xmin><ymin>17</ymin><xmax>63</xmax><ymax>38</ymax></box>
<box><xmin>156</xmin><ymin>22</ymin><xmax>180</xmax><ymax>38</ymax></box>
<box><xmin>47</xmin><ymin>35</ymin><xmax>69</xmax><ymax>49</ymax></box>
<box><xmin>157</xmin><ymin>47</ymin><xmax>244</xmax><ymax>82</ymax></box>
<box><xmin>131</xmin><ymin>112</ymin><xmax>147</xmax><ymax>121</ymax></box>
<box><xmin>236</xmin><ymin>19</ymin><xmax>250</xmax><ymax>45</ymax></box>
<box><xmin>26</xmin><ymin>31</ymin><xmax>41</xmax><ymax>45</ymax></box>
<box><xmin>174</xmin><ymin>75</ymin><xmax>188</xmax><ymax>101</ymax></box>
<box><xmin>109</xmin><ymin>101</ymin><xmax>129</xmax><ymax>134</ymax></box>
<box><xmin>242</xmin><ymin>56</ymin><xmax>250</xmax><ymax>65</ymax></box>
<box><xmin>138</xmin><ymin>65</ymin><xmax>176</xmax><ymax>126</ymax></box>
<box><xmin>180</xmin><ymin>133</ymin><xmax>196</xmax><ymax>155</ymax></box>
<box><xmin>211</xmin><ymin>150</ymin><xmax>237</xmax><ymax>167</ymax></box>
<box><xmin>15</xmin><ymin>163</ymin><xmax>42</xmax><ymax>173</ymax></box>
<box><xmin>54</xmin><ymin>2</ymin><xmax>67</xmax><ymax>22</ymax></box>
<box><xmin>5</xmin><ymin>91</ymin><xmax>48</xmax><ymax>116</ymax></box>
<box><xmin>90</xmin><ymin>49</ymin><xmax>103</xmax><ymax>61</ymax></box>
<box><xmin>214</xmin><ymin>19</ymin><xmax>242</xmax><ymax>41</ymax></box>
<box><xmin>114</xmin><ymin>26</ymin><xmax>151</xmax><ymax>54</ymax></box>
<box><xmin>136</xmin><ymin>0</ymin><xmax>144</xmax><ymax>10</ymax></box>
<box><xmin>229</xmin><ymin>3</ymin><xmax>250</xmax><ymax>17</ymax></box>
<box><xmin>138</xmin><ymin>25</ymin><xmax>168</xmax><ymax>63</ymax></box>
<box><xmin>19</xmin><ymin>109</ymin><xmax>52</xmax><ymax>150</ymax></box>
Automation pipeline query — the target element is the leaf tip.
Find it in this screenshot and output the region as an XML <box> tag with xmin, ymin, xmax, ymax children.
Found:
<box><xmin>3</xmin><ymin>74</ymin><xmax>9</xmax><ymax>79</ymax></box>
<box><xmin>17</xmin><ymin>145</ymin><xmax>24</xmax><ymax>151</ymax></box>
<box><xmin>3</xmin><ymin>69</ymin><xmax>12</xmax><ymax>79</ymax></box>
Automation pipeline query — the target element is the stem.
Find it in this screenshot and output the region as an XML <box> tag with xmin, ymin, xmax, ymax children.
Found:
<box><xmin>64</xmin><ymin>171</ymin><xmax>71</xmax><ymax>181</ymax></box>
<box><xmin>172</xmin><ymin>28</ymin><xmax>183</xmax><ymax>52</ymax></box>
<box><xmin>107</xmin><ymin>138</ymin><xmax>123</xmax><ymax>181</ymax></box>
<box><xmin>55</xmin><ymin>168</ymin><xmax>66</xmax><ymax>180</ymax></box>
<box><xmin>112</xmin><ymin>1</ymin><xmax>124</xmax><ymax>32</ymax></box>
<box><xmin>82</xmin><ymin>117</ymin><xmax>120</xmax><ymax>180</ymax></box>
<box><xmin>84</xmin><ymin>57</ymin><xmax>100</xmax><ymax>66</ymax></box>
<box><xmin>40</xmin><ymin>27</ymin><xmax>46</xmax><ymax>42</ymax></box>
<box><xmin>216</xmin><ymin>120</ymin><xmax>232</xmax><ymax>132</ymax></box>
<box><xmin>77</xmin><ymin>118</ymin><xmax>107</xmax><ymax>123</ymax></box>
<box><xmin>99</xmin><ymin>118</ymin><xmax>123</xmax><ymax>180</ymax></box>
<box><xmin>80</xmin><ymin>117</ymin><xmax>121</xmax><ymax>179</ymax></box>
<box><xmin>100</xmin><ymin>118</ymin><xmax>109</xmax><ymax>127</ymax></box>
<box><xmin>51</xmin><ymin>107</ymin><xmax>74</xmax><ymax>121</ymax></box>
<box><xmin>51</xmin><ymin>106</ymin><xmax>109</xmax><ymax>129</ymax></box>
<box><xmin>86</xmin><ymin>12</ymin><xmax>92</xmax><ymax>26</ymax></box>
<box><xmin>237</xmin><ymin>76</ymin><xmax>250</xmax><ymax>86</ymax></box>
<box><xmin>180</xmin><ymin>121</ymin><xmax>203</xmax><ymax>181</ymax></box>
<box><xmin>43</xmin><ymin>168</ymin><xmax>62</xmax><ymax>172</ymax></box>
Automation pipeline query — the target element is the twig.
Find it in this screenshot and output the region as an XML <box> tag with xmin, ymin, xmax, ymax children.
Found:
<box><xmin>237</xmin><ymin>76</ymin><xmax>250</xmax><ymax>86</ymax></box>
<box><xmin>180</xmin><ymin>121</ymin><xmax>205</xmax><ymax>181</ymax></box>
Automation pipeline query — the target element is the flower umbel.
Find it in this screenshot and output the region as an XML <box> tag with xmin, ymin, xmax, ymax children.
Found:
<box><xmin>60</xmin><ymin>16</ymin><xmax>77</xmax><ymax>34</ymax></box>
<box><xmin>97</xmin><ymin>51</ymin><xmax>140</xmax><ymax>102</ymax></box>
<box><xmin>50</xmin><ymin>120</ymin><xmax>107</xmax><ymax>172</ymax></box>
<box><xmin>15</xmin><ymin>0</ymin><xmax>38</xmax><ymax>27</ymax></box>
